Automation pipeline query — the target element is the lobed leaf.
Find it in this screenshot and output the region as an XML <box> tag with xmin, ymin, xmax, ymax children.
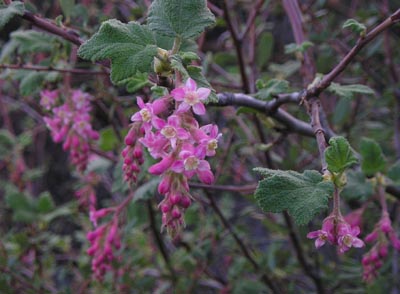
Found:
<box><xmin>78</xmin><ymin>19</ymin><xmax>158</xmax><ymax>83</ymax></box>
<box><xmin>148</xmin><ymin>0</ymin><xmax>215</xmax><ymax>39</ymax></box>
<box><xmin>360</xmin><ymin>137</ymin><xmax>386</xmax><ymax>176</ymax></box>
<box><xmin>342</xmin><ymin>19</ymin><xmax>366</xmax><ymax>35</ymax></box>
<box><xmin>255</xmin><ymin>79</ymin><xmax>289</xmax><ymax>101</ymax></box>
<box><xmin>0</xmin><ymin>1</ymin><xmax>24</xmax><ymax>30</ymax></box>
<box><xmin>254</xmin><ymin>169</ymin><xmax>334</xmax><ymax>225</ymax></box>
<box><xmin>341</xmin><ymin>170</ymin><xmax>373</xmax><ymax>201</ymax></box>
<box><xmin>327</xmin><ymin>82</ymin><xmax>374</xmax><ymax>99</ymax></box>
<box><xmin>325</xmin><ymin>136</ymin><xmax>358</xmax><ymax>173</ymax></box>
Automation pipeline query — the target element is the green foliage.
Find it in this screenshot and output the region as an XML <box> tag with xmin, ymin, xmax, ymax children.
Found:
<box><xmin>98</xmin><ymin>126</ymin><xmax>120</xmax><ymax>151</ymax></box>
<box><xmin>255</xmin><ymin>78</ymin><xmax>289</xmax><ymax>100</ymax></box>
<box><xmin>341</xmin><ymin>170</ymin><xmax>374</xmax><ymax>201</ymax></box>
<box><xmin>284</xmin><ymin>41</ymin><xmax>314</xmax><ymax>54</ymax></box>
<box><xmin>134</xmin><ymin>178</ymin><xmax>161</xmax><ymax>201</ymax></box>
<box><xmin>0</xmin><ymin>129</ymin><xmax>15</xmax><ymax>160</ymax></box>
<box><xmin>0</xmin><ymin>1</ymin><xmax>24</xmax><ymax>30</ymax></box>
<box><xmin>327</xmin><ymin>82</ymin><xmax>374</xmax><ymax>99</ymax></box>
<box><xmin>342</xmin><ymin>19</ymin><xmax>367</xmax><ymax>35</ymax></box>
<box><xmin>256</xmin><ymin>32</ymin><xmax>274</xmax><ymax>69</ymax></box>
<box><xmin>78</xmin><ymin>19</ymin><xmax>158</xmax><ymax>83</ymax></box>
<box><xmin>325</xmin><ymin>136</ymin><xmax>358</xmax><ymax>173</ymax></box>
<box><xmin>360</xmin><ymin>137</ymin><xmax>386</xmax><ymax>176</ymax></box>
<box><xmin>59</xmin><ymin>0</ymin><xmax>75</xmax><ymax>19</ymax></box>
<box><xmin>387</xmin><ymin>161</ymin><xmax>400</xmax><ymax>184</ymax></box>
<box><xmin>147</xmin><ymin>0</ymin><xmax>215</xmax><ymax>39</ymax></box>
<box><xmin>254</xmin><ymin>168</ymin><xmax>334</xmax><ymax>225</ymax></box>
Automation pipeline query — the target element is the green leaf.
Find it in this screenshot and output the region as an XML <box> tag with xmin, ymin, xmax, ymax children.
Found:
<box><xmin>342</xmin><ymin>19</ymin><xmax>366</xmax><ymax>35</ymax></box>
<box><xmin>325</xmin><ymin>136</ymin><xmax>358</xmax><ymax>173</ymax></box>
<box><xmin>59</xmin><ymin>0</ymin><xmax>75</xmax><ymax>19</ymax></box>
<box><xmin>256</xmin><ymin>32</ymin><xmax>274</xmax><ymax>69</ymax></box>
<box><xmin>388</xmin><ymin>161</ymin><xmax>400</xmax><ymax>184</ymax></box>
<box><xmin>360</xmin><ymin>137</ymin><xmax>386</xmax><ymax>176</ymax></box>
<box><xmin>148</xmin><ymin>0</ymin><xmax>215</xmax><ymax>39</ymax></box>
<box><xmin>284</xmin><ymin>41</ymin><xmax>314</xmax><ymax>54</ymax></box>
<box><xmin>327</xmin><ymin>82</ymin><xmax>374</xmax><ymax>99</ymax></box>
<box><xmin>36</xmin><ymin>192</ymin><xmax>55</xmax><ymax>213</ymax></box>
<box><xmin>78</xmin><ymin>19</ymin><xmax>158</xmax><ymax>83</ymax></box>
<box><xmin>254</xmin><ymin>169</ymin><xmax>334</xmax><ymax>225</ymax></box>
<box><xmin>255</xmin><ymin>79</ymin><xmax>289</xmax><ymax>100</ymax></box>
<box><xmin>10</xmin><ymin>30</ymin><xmax>61</xmax><ymax>54</ymax></box>
<box><xmin>341</xmin><ymin>170</ymin><xmax>373</xmax><ymax>201</ymax></box>
<box><xmin>0</xmin><ymin>1</ymin><xmax>25</xmax><ymax>30</ymax></box>
<box><xmin>98</xmin><ymin>126</ymin><xmax>120</xmax><ymax>152</ymax></box>
<box><xmin>134</xmin><ymin>178</ymin><xmax>161</xmax><ymax>201</ymax></box>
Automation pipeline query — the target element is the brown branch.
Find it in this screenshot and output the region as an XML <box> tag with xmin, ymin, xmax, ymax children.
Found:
<box><xmin>305</xmin><ymin>8</ymin><xmax>400</xmax><ymax>99</ymax></box>
<box><xmin>239</xmin><ymin>0</ymin><xmax>265</xmax><ymax>40</ymax></box>
<box><xmin>146</xmin><ymin>200</ymin><xmax>177</xmax><ymax>283</ymax></box>
<box><xmin>205</xmin><ymin>191</ymin><xmax>282</xmax><ymax>294</ymax></box>
<box><xmin>310</xmin><ymin>99</ymin><xmax>328</xmax><ymax>172</ymax></box>
<box><xmin>21</xmin><ymin>11</ymin><xmax>83</xmax><ymax>46</ymax></box>
<box><xmin>283</xmin><ymin>212</ymin><xmax>326</xmax><ymax>294</ymax></box>
<box><xmin>222</xmin><ymin>0</ymin><xmax>250</xmax><ymax>93</ymax></box>
<box><xmin>0</xmin><ymin>64</ymin><xmax>108</xmax><ymax>75</ymax></box>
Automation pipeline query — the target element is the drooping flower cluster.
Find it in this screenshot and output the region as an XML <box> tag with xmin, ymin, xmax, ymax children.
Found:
<box><xmin>362</xmin><ymin>212</ymin><xmax>400</xmax><ymax>282</ymax></box>
<box><xmin>307</xmin><ymin>214</ymin><xmax>364</xmax><ymax>253</ymax></box>
<box><xmin>41</xmin><ymin>89</ymin><xmax>99</xmax><ymax>172</ymax></box>
<box><xmin>87</xmin><ymin>217</ymin><xmax>121</xmax><ymax>280</ymax></box>
<box><xmin>123</xmin><ymin>78</ymin><xmax>221</xmax><ymax>235</ymax></box>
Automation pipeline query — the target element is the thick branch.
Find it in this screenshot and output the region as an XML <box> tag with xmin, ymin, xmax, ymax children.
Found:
<box><xmin>214</xmin><ymin>92</ymin><xmax>329</xmax><ymax>138</ymax></box>
<box><xmin>310</xmin><ymin>99</ymin><xmax>328</xmax><ymax>172</ymax></box>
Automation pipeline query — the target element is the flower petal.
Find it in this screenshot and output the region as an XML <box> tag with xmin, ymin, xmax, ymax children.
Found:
<box><xmin>193</xmin><ymin>102</ymin><xmax>206</xmax><ymax>115</ymax></box>
<box><xmin>197</xmin><ymin>88</ymin><xmax>211</xmax><ymax>100</ymax></box>
<box><xmin>171</xmin><ymin>88</ymin><xmax>185</xmax><ymax>101</ymax></box>
<box><xmin>186</xmin><ymin>78</ymin><xmax>197</xmax><ymax>91</ymax></box>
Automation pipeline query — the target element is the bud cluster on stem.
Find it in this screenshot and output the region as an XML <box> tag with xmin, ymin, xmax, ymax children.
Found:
<box><xmin>41</xmin><ymin>89</ymin><xmax>99</xmax><ymax>172</ymax></box>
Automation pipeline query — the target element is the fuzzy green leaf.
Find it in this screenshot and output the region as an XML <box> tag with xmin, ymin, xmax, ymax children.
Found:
<box><xmin>148</xmin><ymin>0</ymin><xmax>215</xmax><ymax>39</ymax></box>
<box><xmin>342</xmin><ymin>19</ymin><xmax>366</xmax><ymax>35</ymax></box>
<box><xmin>255</xmin><ymin>79</ymin><xmax>289</xmax><ymax>100</ymax></box>
<box><xmin>360</xmin><ymin>137</ymin><xmax>386</xmax><ymax>176</ymax></box>
<box><xmin>254</xmin><ymin>169</ymin><xmax>334</xmax><ymax>225</ymax></box>
<box><xmin>78</xmin><ymin>19</ymin><xmax>158</xmax><ymax>83</ymax></box>
<box><xmin>327</xmin><ymin>82</ymin><xmax>374</xmax><ymax>99</ymax></box>
<box><xmin>325</xmin><ymin>136</ymin><xmax>358</xmax><ymax>173</ymax></box>
<box><xmin>0</xmin><ymin>1</ymin><xmax>25</xmax><ymax>30</ymax></box>
<box><xmin>341</xmin><ymin>170</ymin><xmax>373</xmax><ymax>201</ymax></box>
<box><xmin>388</xmin><ymin>161</ymin><xmax>400</xmax><ymax>184</ymax></box>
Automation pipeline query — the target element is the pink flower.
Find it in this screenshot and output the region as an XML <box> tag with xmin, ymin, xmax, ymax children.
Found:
<box><xmin>40</xmin><ymin>90</ymin><xmax>58</xmax><ymax>110</ymax></box>
<box><xmin>154</xmin><ymin>115</ymin><xmax>190</xmax><ymax>149</ymax></box>
<box><xmin>337</xmin><ymin>224</ymin><xmax>364</xmax><ymax>253</ymax></box>
<box><xmin>307</xmin><ymin>229</ymin><xmax>330</xmax><ymax>249</ymax></box>
<box><xmin>171</xmin><ymin>78</ymin><xmax>210</xmax><ymax>115</ymax></box>
<box><xmin>171</xmin><ymin>148</ymin><xmax>214</xmax><ymax>184</ymax></box>
<box><xmin>131</xmin><ymin>97</ymin><xmax>167</xmax><ymax>130</ymax></box>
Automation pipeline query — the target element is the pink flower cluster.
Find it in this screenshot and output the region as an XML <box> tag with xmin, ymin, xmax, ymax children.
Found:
<box><xmin>41</xmin><ymin>89</ymin><xmax>99</xmax><ymax>172</ymax></box>
<box><xmin>87</xmin><ymin>218</ymin><xmax>121</xmax><ymax>280</ymax></box>
<box><xmin>124</xmin><ymin>78</ymin><xmax>221</xmax><ymax>235</ymax></box>
<box><xmin>362</xmin><ymin>212</ymin><xmax>400</xmax><ymax>282</ymax></box>
<box><xmin>307</xmin><ymin>215</ymin><xmax>364</xmax><ymax>253</ymax></box>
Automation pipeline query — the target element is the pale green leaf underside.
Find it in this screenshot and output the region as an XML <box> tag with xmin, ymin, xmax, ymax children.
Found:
<box><xmin>360</xmin><ymin>137</ymin><xmax>386</xmax><ymax>176</ymax></box>
<box><xmin>328</xmin><ymin>82</ymin><xmax>374</xmax><ymax>99</ymax></box>
<box><xmin>0</xmin><ymin>1</ymin><xmax>25</xmax><ymax>30</ymax></box>
<box><xmin>325</xmin><ymin>136</ymin><xmax>358</xmax><ymax>173</ymax></box>
<box><xmin>148</xmin><ymin>0</ymin><xmax>215</xmax><ymax>39</ymax></box>
<box><xmin>78</xmin><ymin>19</ymin><xmax>158</xmax><ymax>83</ymax></box>
<box><xmin>255</xmin><ymin>79</ymin><xmax>289</xmax><ymax>100</ymax></box>
<box><xmin>254</xmin><ymin>169</ymin><xmax>334</xmax><ymax>225</ymax></box>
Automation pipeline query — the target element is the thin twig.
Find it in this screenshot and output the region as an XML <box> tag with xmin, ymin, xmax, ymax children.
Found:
<box><xmin>205</xmin><ymin>191</ymin><xmax>282</xmax><ymax>294</ymax></box>
<box><xmin>146</xmin><ymin>200</ymin><xmax>177</xmax><ymax>284</ymax></box>
<box><xmin>310</xmin><ymin>99</ymin><xmax>328</xmax><ymax>172</ymax></box>
<box><xmin>305</xmin><ymin>8</ymin><xmax>400</xmax><ymax>99</ymax></box>
<box><xmin>0</xmin><ymin>64</ymin><xmax>109</xmax><ymax>75</ymax></box>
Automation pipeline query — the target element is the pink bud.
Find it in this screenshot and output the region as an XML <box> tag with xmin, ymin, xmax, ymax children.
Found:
<box><xmin>124</xmin><ymin>129</ymin><xmax>136</xmax><ymax>146</ymax></box>
<box><xmin>158</xmin><ymin>176</ymin><xmax>172</xmax><ymax>194</ymax></box>
<box><xmin>171</xmin><ymin>208</ymin><xmax>182</xmax><ymax>219</ymax></box>
<box><xmin>378</xmin><ymin>245</ymin><xmax>388</xmax><ymax>258</ymax></box>
<box><xmin>161</xmin><ymin>203</ymin><xmax>170</xmax><ymax>213</ymax></box>
<box><xmin>180</xmin><ymin>196</ymin><xmax>191</xmax><ymax>208</ymax></box>
<box><xmin>365</xmin><ymin>231</ymin><xmax>378</xmax><ymax>243</ymax></box>
<box><xmin>170</xmin><ymin>194</ymin><xmax>182</xmax><ymax>205</ymax></box>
